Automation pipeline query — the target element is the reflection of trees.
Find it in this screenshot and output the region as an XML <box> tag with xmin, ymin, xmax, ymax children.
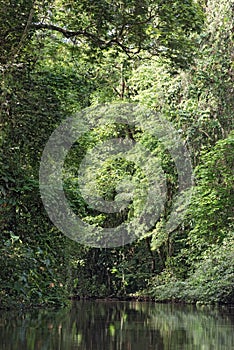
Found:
<box><xmin>69</xmin><ymin>301</ymin><xmax>163</xmax><ymax>350</ymax></box>
<box><xmin>0</xmin><ymin>302</ymin><xmax>233</xmax><ymax>350</ymax></box>
<box><xmin>133</xmin><ymin>303</ymin><xmax>234</xmax><ymax>350</ymax></box>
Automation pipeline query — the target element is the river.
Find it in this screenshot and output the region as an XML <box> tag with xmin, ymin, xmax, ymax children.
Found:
<box><xmin>0</xmin><ymin>301</ymin><xmax>233</xmax><ymax>349</ymax></box>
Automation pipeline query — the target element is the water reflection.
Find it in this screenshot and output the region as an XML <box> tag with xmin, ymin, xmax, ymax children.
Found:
<box><xmin>0</xmin><ymin>301</ymin><xmax>233</xmax><ymax>350</ymax></box>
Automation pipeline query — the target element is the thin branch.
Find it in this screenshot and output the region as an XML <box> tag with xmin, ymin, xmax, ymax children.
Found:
<box><xmin>33</xmin><ymin>23</ymin><xmax>106</xmax><ymax>45</ymax></box>
<box><xmin>12</xmin><ymin>2</ymin><xmax>36</xmax><ymax>60</ymax></box>
<box><xmin>32</xmin><ymin>22</ymin><xmax>141</xmax><ymax>57</ymax></box>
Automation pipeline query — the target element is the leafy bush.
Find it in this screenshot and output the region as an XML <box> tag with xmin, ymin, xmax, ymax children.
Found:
<box><xmin>145</xmin><ymin>233</ymin><xmax>234</xmax><ymax>304</ymax></box>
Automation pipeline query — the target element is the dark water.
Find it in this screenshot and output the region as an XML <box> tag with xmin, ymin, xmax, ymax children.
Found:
<box><xmin>0</xmin><ymin>301</ymin><xmax>233</xmax><ymax>350</ymax></box>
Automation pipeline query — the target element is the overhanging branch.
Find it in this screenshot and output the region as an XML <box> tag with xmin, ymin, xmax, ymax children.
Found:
<box><xmin>32</xmin><ymin>22</ymin><xmax>141</xmax><ymax>56</ymax></box>
<box><xmin>33</xmin><ymin>23</ymin><xmax>106</xmax><ymax>45</ymax></box>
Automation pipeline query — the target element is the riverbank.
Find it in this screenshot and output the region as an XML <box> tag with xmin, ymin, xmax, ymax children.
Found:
<box><xmin>71</xmin><ymin>294</ymin><xmax>234</xmax><ymax>306</ymax></box>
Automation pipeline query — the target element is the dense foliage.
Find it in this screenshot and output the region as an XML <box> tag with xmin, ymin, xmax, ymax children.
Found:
<box><xmin>0</xmin><ymin>0</ymin><xmax>233</xmax><ymax>307</ymax></box>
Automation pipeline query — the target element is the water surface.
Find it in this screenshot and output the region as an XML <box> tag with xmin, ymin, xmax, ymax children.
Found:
<box><xmin>0</xmin><ymin>301</ymin><xmax>233</xmax><ymax>349</ymax></box>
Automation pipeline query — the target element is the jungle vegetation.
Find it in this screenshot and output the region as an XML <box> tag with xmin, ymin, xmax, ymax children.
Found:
<box><xmin>0</xmin><ymin>0</ymin><xmax>233</xmax><ymax>307</ymax></box>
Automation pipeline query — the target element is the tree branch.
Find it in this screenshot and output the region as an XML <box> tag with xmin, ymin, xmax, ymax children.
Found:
<box><xmin>32</xmin><ymin>22</ymin><xmax>140</xmax><ymax>57</ymax></box>
<box><xmin>32</xmin><ymin>23</ymin><xmax>106</xmax><ymax>45</ymax></box>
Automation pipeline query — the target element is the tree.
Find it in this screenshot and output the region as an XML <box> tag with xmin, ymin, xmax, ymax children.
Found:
<box><xmin>32</xmin><ymin>0</ymin><xmax>204</xmax><ymax>67</ymax></box>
